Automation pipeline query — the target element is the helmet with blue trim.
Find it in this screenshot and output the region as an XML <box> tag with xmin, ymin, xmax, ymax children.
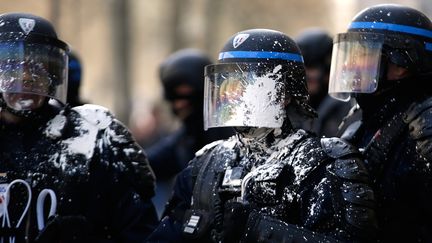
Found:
<box><xmin>0</xmin><ymin>12</ymin><xmax>69</xmax><ymax>115</ymax></box>
<box><xmin>204</xmin><ymin>28</ymin><xmax>316</xmax><ymax>130</ymax></box>
<box><xmin>328</xmin><ymin>4</ymin><xmax>432</xmax><ymax>101</ymax></box>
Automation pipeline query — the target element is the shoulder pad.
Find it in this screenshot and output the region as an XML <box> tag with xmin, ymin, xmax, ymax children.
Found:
<box><xmin>330</xmin><ymin>158</ymin><xmax>369</xmax><ymax>183</ymax></box>
<box><xmin>403</xmin><ymin>96</ymin><xmax>432</xmax><ymax>123</ymax></box>
<box><xmin>341</xmin><ymin>181</ymin><xmax>375</xmax><ymax>206</ymax></box>
<box><xmin>320</xmin><ymin>137</ymin><xmax>359</xmax><ymax>159</ymax></box>
<box><xmin>194</xmin><ymin>137</ymin><xmax>233</xmax><ymax>157</ymax></box>
<box><xmin>72</xmin><ymin>104</ymin><xmax>113</xmax><ymax>129</ymax></box>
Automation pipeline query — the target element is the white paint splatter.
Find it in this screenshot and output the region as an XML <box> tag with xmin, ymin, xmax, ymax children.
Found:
<box><xmin>73</xmin><ymin>104</ymin><xmax>112</xmax><ymax>129</ymax></box>
<box><xmin>309</xmin><ymin>177</ymin><xmax>327</xmax><ymax>217</ymax></box>
<box><xmin>195</xmin><ymin>139</ymin><xmax>225</xmax><ymax>157</ymax></box>
<box><xmin>224</xmin><ymin>65</ymin><xmax>285</xmax><ymax>128</ymax></box>
<box><xmin>18</xmin><ymin>99</ymin><xmax>34</xmax><ymax>107</ymax></box>
<box><xmin>123</xmin><ymin>148</ymin><xmax>136</xmax><ymax>157</ymax></box>
<box><xmin>44</xmin><ymin>114</ymin><xmax>67</xmax><ymax>139</ymax></box>
<box><xmin>45</xmin><ymin>105</ymin><xmax>115</xmax><ymax>170</ymax></box>
<box><xmin>221</xmin><ymin>137</ymin><xmax>240</xmax><ymax>150</ymax></box>
<box><xmin>62</xmin><ymin>120</ymin><xmax>99</xmax><ymax>160</ymax></box>
<box><xmin>244</xmin><ymin>130</ymin><xmax>308</xmax><ymax>182</ymax></box>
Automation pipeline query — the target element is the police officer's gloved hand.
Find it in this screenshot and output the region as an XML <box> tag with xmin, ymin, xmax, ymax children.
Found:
<box><xmin>35</xmin><ymin>215</ymin><xmax>92</xmax><ymax>243</ymax></box>
<box><xmin>404</xmin><ymin>97</ymin><xmax>432</xmax><ymax>161</ymax></box>
<box><xmin>222</xmin><ymin>201</ymin><xmax>252</xmax><ymax>243</ymax></box>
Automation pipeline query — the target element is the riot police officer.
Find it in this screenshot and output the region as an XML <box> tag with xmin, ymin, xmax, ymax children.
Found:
<box><xmin>147</xmin><ymin>29</ymin><xmax>377</xmax><ymax>242</ymax></box>
<box><xmin>0</xmin><ymin>13</ymin><xmax>157</xmax><ymax>242</ymax></box>
<box><xmin>329</xmin><ymin>4</ymin><xmax>432</xmax><ymax>242</ymax></box>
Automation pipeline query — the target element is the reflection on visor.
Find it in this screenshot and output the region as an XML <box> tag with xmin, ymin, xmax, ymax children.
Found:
<box><xmin>0</xmin><ymin>41</ymin><xmax>68</xmax><ymax>103</ymax></box>
<box><xmin>217</xmin><ymin>76</ymin><xmax>246</xmax><ymax>123</ymax></box>
<box><xmin>328</xmin><ymin>33</ymin><xmax>383</xmax><ymax>101</ymax></box>
<box><xmin>204</xmin><ymin>64</ymin><xmax>286</xmax><ymax>130</ymax></box>
<box><xmin>0</xmin><ymin>60</ymin><xmax>52</xmax><ymax>95</ymax></box>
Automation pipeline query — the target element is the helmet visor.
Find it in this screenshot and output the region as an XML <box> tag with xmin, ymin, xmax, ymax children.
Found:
<box><xmin>328</xmin><ymin>32</ymin><xmax>383</xmax><ymax>101</ymax></box>
<box><xmin>204</xmin><ymin>63</ymin><xmax>286</xmax><ymax>130</ymax></box>
<box><xmin>0</xmin><ymin>39</ymin><xmax>68</xmax><ymax>107</ymax></box>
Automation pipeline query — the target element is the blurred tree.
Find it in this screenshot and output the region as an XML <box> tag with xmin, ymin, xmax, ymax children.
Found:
<box><xmin>169</xmin><ymin>0</ymin><xmax>186</xmax><ymax>51</ymax></box>
<box><xmin>204</xmin><ymin>0</ymin><xmax>223</xmax><ymax>54</ymax></box>
<box><xmin>50</xmin><ymin>0</ymin><xmax>60</xmax><ymax>29</ymax></box>
<box><xmin>111</xmin><ymin>0</ymin><xmax>132</xmax><ymax>123</ymax></box>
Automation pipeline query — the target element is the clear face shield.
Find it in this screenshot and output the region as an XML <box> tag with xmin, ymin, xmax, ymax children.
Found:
<box><xmin>0</xmin><ymin>36</ymin><xmax>68</xmax><ymax>111</ymax></box>
<box><xmin>328</xmin><ymin>32</ymin><xmax>384</xmax><ymax>101</ymax></box>
<box><xmin>204</xmin><ymin>63</ymin><xmax>287</xmax><ymax>130</ymax></box>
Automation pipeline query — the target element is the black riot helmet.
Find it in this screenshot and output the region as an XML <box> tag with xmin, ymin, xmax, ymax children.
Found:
<box><xmin>328</xmin><ymin>4</ymin><xmax>432</xmax><ymax>101</ymax></box>
<box><xmin>296</xmin><ymin>28</ymin><xmax>333</xmax><ymax>108</ymax></box>
<box><xmin>204</xmin><ymin>28</ymin><xmax>316</xmax><ymax>131</ymax></box>
<box><xmin>0</xmin><ymin>12</ymin><xmax>69</xmax><ymax>113</ymax></box>
<box><xmin>159</xmin><ymin>48</ymin><xmax>212</xmax><ymax>102</ymax></box>
<box><xmin>296</xmin><ymin>28</ymin><xmax>333</xmax><ymax>70</ymax></box>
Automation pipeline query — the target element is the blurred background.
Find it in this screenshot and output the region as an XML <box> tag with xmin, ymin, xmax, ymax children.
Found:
<box><xmin>1</xmin><ymin>0</ymin><xmax>431</xmax><ymax>140</ymax></box>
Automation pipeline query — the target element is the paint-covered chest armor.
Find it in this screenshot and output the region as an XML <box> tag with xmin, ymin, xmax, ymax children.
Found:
<box><xmin>185</xmin><ymin>129</ymin><xmax>376</xmax><ymax>241</ymax></box>
<box><xmin>190</xmin><ymin>130</ymin><xmax>327</xmax><ymax>220</ymax></box>
<box><xmin>0</xmin><ymin>105</ymin><xmax>126</xmax><ymax>219</ymax></box>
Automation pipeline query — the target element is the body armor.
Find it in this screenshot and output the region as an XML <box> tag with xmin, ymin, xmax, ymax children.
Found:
<box><xmin>183</xmin><ymin>130</ymin><xmax>376</xmax><ymax>242</ymax></box>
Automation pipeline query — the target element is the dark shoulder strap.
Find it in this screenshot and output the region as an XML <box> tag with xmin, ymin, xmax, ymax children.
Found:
<box><xmin>183</xmin><ymin>145</ymin><xmax>225</xmax><ymax>241</ymax></box>
<box><xmin>190</xmin><ymin>144</ymin><xmax>225</xmax><ymax>210</ymax></box>
<box><xmin>337</xmin><ymin>104</ymin><xmax>362</xmax><ymax>137</ymax></box>
<box><xmin>189</xmin><ymin>140</ymin><xmax>225</xmax><ymax>187</ymax></box>
<box><xmin>190</xmin><ymin>157</ymin><xmax>204</xmax><ymax>189</ymax></box>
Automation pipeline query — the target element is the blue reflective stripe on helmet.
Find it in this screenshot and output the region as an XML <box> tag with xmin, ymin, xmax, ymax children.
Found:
<box><xmin>426</xmin><ymin>42</ymin><xmax>432</xmax><ymax>51</ymax></box>
<box><xmin>349</xmin><ymin>22</ymin><xmax>432</xmax><ymax>39</ymax></box>
<box><xmin>218</xmin><ymin>51</ymin><xmax>304</xmax><ymax>62</ymax></box>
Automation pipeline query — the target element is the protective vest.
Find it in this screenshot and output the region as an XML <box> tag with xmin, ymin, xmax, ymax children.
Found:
<box><xmin>183</xmin><ymin>130</ymin><xmax>376</xmax><ymax>242</ymax></box>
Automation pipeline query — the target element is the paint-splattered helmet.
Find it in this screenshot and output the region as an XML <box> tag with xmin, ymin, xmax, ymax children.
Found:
<box><xmin>204</xmin><ymin>28</ymin><xmax>316</xmax><ymax>130</ymax></box>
